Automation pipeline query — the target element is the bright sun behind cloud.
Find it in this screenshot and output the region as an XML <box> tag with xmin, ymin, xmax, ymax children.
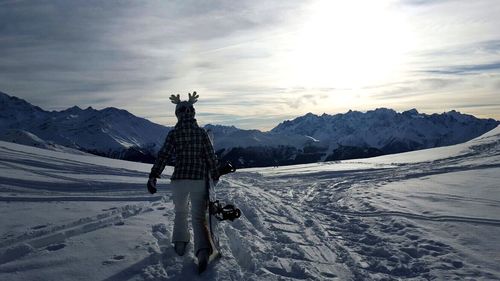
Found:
<box><xmin>1</xmin><ymin>0</ymin><xmax>499</xmax><ymax>129</ymax></box>
<box><xmin>288</xmin><ymin>0</ymin><xmax>416</xmax><ymax>89</ymax></box>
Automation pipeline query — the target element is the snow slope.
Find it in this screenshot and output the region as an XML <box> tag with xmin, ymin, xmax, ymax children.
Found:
<box><xmin>0</xmin><ymin>126</ymin><xmax>499</xmax><ymax>280</ymax></box>
<box><xmin>0</xmin><ymin>129</ymin><xmax>89</xmax><ymax>155</ymax></box>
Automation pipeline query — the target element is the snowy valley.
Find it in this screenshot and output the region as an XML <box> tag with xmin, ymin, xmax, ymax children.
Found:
<box><xmin>0</xmin><ymin>123</ymin><xmax>498</xmax><ymax>280</ymax></box>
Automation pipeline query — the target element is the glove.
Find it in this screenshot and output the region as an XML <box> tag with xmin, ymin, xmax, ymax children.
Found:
<box><xmin>147</xmin><ymin>178</ymin><xmax>157</xmax><ymax>194</ymax></box>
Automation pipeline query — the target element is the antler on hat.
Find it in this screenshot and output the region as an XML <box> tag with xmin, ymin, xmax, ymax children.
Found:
<box><xmin>169</xmin><ymin>94</ymin><xmax>181</xmax><ymax>104</ymax></box>
<box><xmin>188</xmin><ymin>91</ymin><xmax>199</xmax><ymax>104</ymax></box>
<box><xmin>169</xmin><ymin>92</ymin><xmax>199</xmax><ymax>105</ymax></box>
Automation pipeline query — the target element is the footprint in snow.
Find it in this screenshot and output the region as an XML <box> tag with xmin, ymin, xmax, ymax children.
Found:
<box><xmin>32</xmin><ymin>224</ymin><xmax>48</xmax><ymax>230</ymax></box>
<box><xmin>46</xmin><ymin>243</ymin><xmax>66</xmax><ymax>251</ymax></box>
<box><xmin>113</xmin><ymin>255</ymin><xmax>126</xmax><ymax>260</ymax></box>
<box><xmin>102</xmin><ymin>255</ymin><xmax>126</xmax><ymax>265</ymax></box>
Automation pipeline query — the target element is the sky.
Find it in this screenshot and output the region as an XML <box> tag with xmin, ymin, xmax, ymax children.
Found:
<box><xmin>1</xmin><ymin>0</ymin><xmax>499</xmax><ymax>130</ymax></box>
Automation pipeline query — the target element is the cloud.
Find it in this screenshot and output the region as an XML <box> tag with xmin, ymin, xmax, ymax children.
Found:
<box><xmin>400</xmin><ymin>0</ymin><xmax>454</xmax><ymax>6</ymax></box>
<box><xmin>286</xmin><ymin>93</ymin><xmax>330</xmax><ymax>109</ymax></box>
<box><xmin>0</xmin><ymin>0</ymin><xmax>305</xmax><ymax>112</ymax></box>
<box><xmin>367</xmin><ymin>78</ymin><xmax>457</xmax><ymax>100</ymax></box>
<box><xmin>422</xmin><ymin>62</ymin><xmax>500</xmax><ymax>75</ymax></box>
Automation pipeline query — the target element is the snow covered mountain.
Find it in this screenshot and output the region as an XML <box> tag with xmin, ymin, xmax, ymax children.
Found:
<box><xmin>1</xmin><ymin>91</ymin><xmax>498</xmax><ymax>167</ymax></box>
<box><xmin>0</xmin><ymin>91</ymin><xmax>170</xmax><ymax>162</ymax></box>
<box><xmin>213</xmin><ymin>108</ymin><xmax>498</xmax><ymax>167</ymax></box>
<box><xmin>205</xmin><ymin>124</ymin><xmax>310</xmax><ymax>150</ymax></box>
<box><xmin>272</xmin><ymin>108</ymin><xmax>499</xmax><ymax>157</ymax></box>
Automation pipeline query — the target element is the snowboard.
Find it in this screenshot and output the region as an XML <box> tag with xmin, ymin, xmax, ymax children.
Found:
<box><xmin>202</xmin><ymin>129</ymin><xmax>238</xmax><ymax>273</ymax></box>
<box><xmin>207</xmin><ymin>179</ymin><xmax>223</xmax><ymax>261</ymax></box>
<box><xmin>203</xmin><ymin>129</ymin><xmax>222</xmax><ymax>273</ymax></box>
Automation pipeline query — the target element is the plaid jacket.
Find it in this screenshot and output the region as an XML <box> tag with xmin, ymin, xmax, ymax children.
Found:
<box><xmin>149</xmin><ymin>116</ymin><xmax>219</xmax><ymax>180</ymax></box>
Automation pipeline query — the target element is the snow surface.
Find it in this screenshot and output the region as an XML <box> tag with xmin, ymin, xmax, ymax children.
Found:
<box><xmin>0</xmin><ymin>126</ymin><xmax>499</xmax><ymax>280</ymax></box>
<box><xmin>0</xmin><ymin>129</ymin><xmax>88</xmax><ymax>155</ymax></box>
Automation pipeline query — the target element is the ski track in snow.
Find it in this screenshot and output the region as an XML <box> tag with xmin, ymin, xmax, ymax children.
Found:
<box><xmin>231</xmin><ymin>134</ymin><xmax>500</xmax><ymax>280</ymax></box>
<box><xmin>0</xmin><ymin>128</ymin><xmax>500</xmax><ymax>280</ymax></box>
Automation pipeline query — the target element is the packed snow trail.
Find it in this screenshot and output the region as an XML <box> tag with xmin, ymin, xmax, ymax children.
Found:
<box><xmin>0</xmin><ymin>125</ymin><xmax>499</xmax><ymax>280</ymax></box>
<box><xmin>230</xmin><ymin>126</ymin><xmax>500</xmax><ymax>280</ymax></box>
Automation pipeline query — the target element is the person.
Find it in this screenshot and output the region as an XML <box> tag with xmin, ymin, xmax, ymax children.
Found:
<box><xmin>147</xmin><ymin>91</ymin><xmax>219</xmax><ymax>273</ymax></box>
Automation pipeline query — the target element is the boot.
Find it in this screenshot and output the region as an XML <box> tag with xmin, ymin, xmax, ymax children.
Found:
<box><xmin>174</xmin><ymin>242</ymin><xmax>187</xmax><ymax>256</ymax></box>
<box><xmin>197</xmin><ymin>248</ymin><xmax>209</xmax><ymax>274</ymax></box>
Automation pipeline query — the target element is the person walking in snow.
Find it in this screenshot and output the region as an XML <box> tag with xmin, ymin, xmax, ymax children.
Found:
<box><xmin>147</xmin><ymin>91</ymin><xmax>219</xmax><ymax>272</ymax></box>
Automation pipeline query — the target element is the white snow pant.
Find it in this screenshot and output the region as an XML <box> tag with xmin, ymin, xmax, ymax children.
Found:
<box><xmin>171</xmin><ymin>179</ymin><xmax>210</xmax><ymax>255</ymax></box>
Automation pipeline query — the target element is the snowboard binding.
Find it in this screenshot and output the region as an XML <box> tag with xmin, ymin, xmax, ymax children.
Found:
<box><xmin>209</xmin><ymin>200</ymin><xmax>241</xmax><ymax>221</ymax></box>
<box><xmin>218</xmin><ymin>161</ymin><xmax>236</xmax><ymax>176</ymax></box>
<box><xmin>210</xmin><ymin>161</ymin><xmax>240</xmax><ymax>221</ymax></box>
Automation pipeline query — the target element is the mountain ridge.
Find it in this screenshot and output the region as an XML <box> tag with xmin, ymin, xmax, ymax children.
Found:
<box><xmin>0</xmin><ymin>91</ymin><xmax>171</xmax><ymax>162</ymax></box>
<box><xmin>1</xmin><ymin>91</ymin><xmax>498</xmax><ymax>167</ymax></box>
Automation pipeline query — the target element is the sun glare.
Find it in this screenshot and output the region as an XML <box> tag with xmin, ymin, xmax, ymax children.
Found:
<box><xmin>288</xmin><ymin>0</ymin><xmax>414</xmax><ymax>89</ymax></box>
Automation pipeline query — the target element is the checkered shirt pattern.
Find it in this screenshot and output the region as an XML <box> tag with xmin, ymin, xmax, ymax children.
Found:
<box><xmin>149</xmin><ymin>119</ymin><xmax>219</xmax><ymax>180</ymax></box>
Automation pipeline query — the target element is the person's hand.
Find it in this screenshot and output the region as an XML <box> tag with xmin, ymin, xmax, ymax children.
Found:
<box><xmin>147</xmin><ymin>178</ymin><xmax>157</xmax><ymax>194</ymax></box>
